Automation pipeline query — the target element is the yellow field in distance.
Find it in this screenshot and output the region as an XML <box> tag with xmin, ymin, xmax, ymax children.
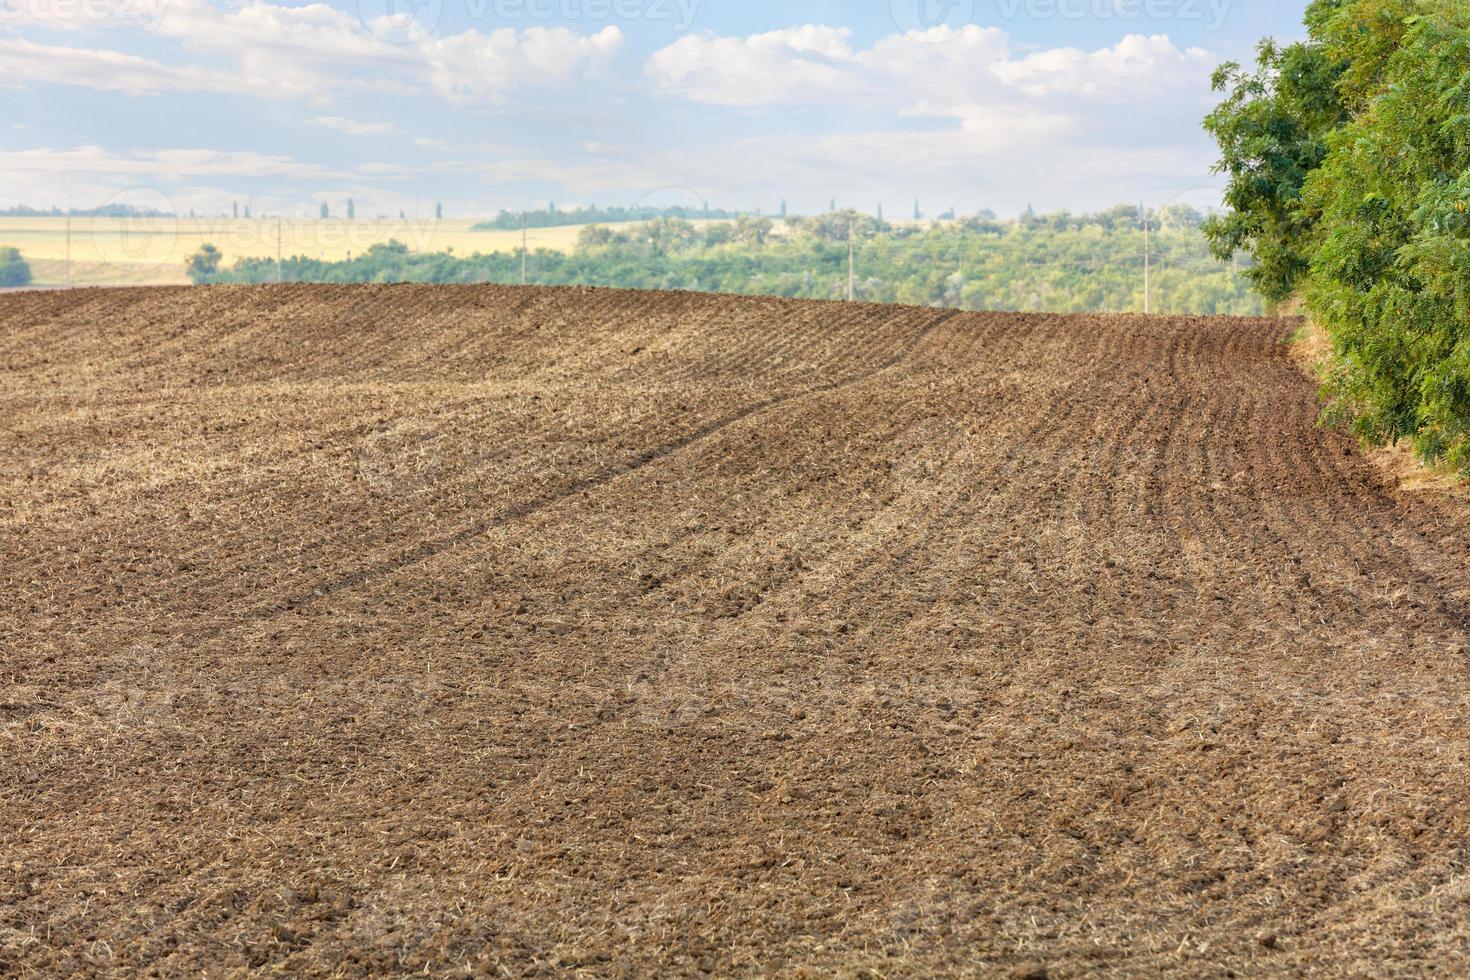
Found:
<box><xmin>0</xmin><ymin>216</ymin><xmax>711</xmax><ymax>286</ymax></box>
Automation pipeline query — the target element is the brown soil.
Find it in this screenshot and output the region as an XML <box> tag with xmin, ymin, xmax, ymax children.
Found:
<box><xmin>1289</xmin><ymin>319</ymin><xmax>1470</xmax><ymax>504</ymax></box>
<box><xmin>3</xmin><ymin>284</ymin><xmax>1470</xmax><ymax>977</ymax></box>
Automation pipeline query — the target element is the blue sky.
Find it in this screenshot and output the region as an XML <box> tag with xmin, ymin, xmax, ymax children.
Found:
<box><xmin>1</xmin><ymin>0</ymin><xmax>1309</xmax><ymax>218</ymax></box>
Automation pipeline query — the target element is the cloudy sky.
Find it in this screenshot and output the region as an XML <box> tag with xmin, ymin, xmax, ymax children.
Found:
<box><xmin>1</xmin><ymin>0</ymin><xmax>1308</xmax><ymax>218</ymax></box>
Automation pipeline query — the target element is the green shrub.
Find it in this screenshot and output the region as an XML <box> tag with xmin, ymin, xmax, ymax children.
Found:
<box><xmin>0</xmin><ymin>247</ymin><xmax>31</xmax><ymax>288</ymax></box>
<box><xmin>186</xmin><ymin>244</ymin><xmax>223</xmax><ymax>284</ymax></box>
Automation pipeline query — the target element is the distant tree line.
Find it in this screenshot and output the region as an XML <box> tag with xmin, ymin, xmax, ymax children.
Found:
<box><xmin>0</xmin><ymin>205</ymin><xmax>174</xmax><ymax>218</ymax></box>
<box><xmin>474</xmin><ymin>204</ymin><xmax>752</xmax><ymax>231</ymax></box>
<box><xmin>191</xmin><ymin>205</ymin><xmax>1259</xmax><ymax>316</ymax></box>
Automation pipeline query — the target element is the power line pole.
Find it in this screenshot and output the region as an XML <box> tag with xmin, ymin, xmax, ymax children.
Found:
<box><xmin>1142</xmin><ymin>201</ymin><xmax>1151</xmax><ymax>315</ymax></box>
<box><xmin>956</xmin><ymin>221</ymin><xmax>965</xmax><ymax>309</ymax></box>
<box><xmin>847</xmin><ymin>218</ymin><xmax>855</xmax><ymax>302</ymax></box>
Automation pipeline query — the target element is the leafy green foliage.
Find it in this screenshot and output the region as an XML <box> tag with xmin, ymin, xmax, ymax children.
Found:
<box><xmin>1304</xmin><ymin>2</ymin><xmax>1470</xmax><ymax>469</ymax></box>
<box><xmin>186</xmin><ymin>243</ymin><xmax>222</xmax><ymax>284</ymax></box>
<box><xmin>199</xmin><ymin>207</ymin><xmax>1260</xmax><ymax>316</ymax></box>
<box><xmin>1202</xmin><ymin>16</ymin><xmax>1349</xmax><ymax>302</ymax></box>
<box><xmin>1209</xmin><ymin>0</ymin><xmax>1470</xmax><ymax>473</ymax></box>
<box><xmin>0</xmin><ymin>247</ymin><xmax>31</xmax><ymax>288</ymax></box>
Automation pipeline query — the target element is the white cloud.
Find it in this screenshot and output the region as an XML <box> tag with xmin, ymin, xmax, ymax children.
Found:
<box><xmin>992</xmin><ymin>34</ymin><xmax>1213</xmax><ymax>99</ymax></box>
<box><xmin>0</xmin><ymin>37</ymin><xmax>250</xmax><ymax>95</ymax></box>
<box><xmin>645</xmin><ymin>25</ymin><xmax>867</xmax><ymax>107</ymax></box>
<box><xmin>0</xmin><ymin>145</ymin><xmax>343</xmax><ymax>180</ymax></box>
<box><xmin>646</xmin><ymin>25</ymin><xmax>1214</xmax><ymax>120</ymax></box>
<box><xmin>421</xmin><ymin>25</ymin><xmax>623</xmax><ymax>104</ymax></box>
<box><xmin>0</xmin><ymin>144</ymin><xmax>451</xmax><ymax>216</ymax></box>
<box><xmin>154</xmin><ymin>0</ymin><xmax>410</xmax><ymax>97</ymax></box>
<box><xmin>444</xmin><ymin>116</ymin><xmax>1217</xmax><ymax>218</ymax></box>
<box><xmin>638</xmin><ymin>24</ymin><xmax>1222</xmax><ymax>212</ymax></box>
<box><xmin>1</xmin><ymin>0</ymin><xmax>623</xmax><ymax>104</ymax></box>
<box><xmin>1</xmin><ymin>10</ymin><xmax>1226</xmax><ymax>219</ymax></box>
<box><xmin>312</xmin><ymin>115</ymin><xmax>394</xmax><ymax>136</ymax></box>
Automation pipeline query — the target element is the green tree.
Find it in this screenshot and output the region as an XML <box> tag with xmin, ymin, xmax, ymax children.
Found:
<box><xmin>1304</xmin><ymin>1</ymin><xmax>1470</xmax><ymax>468</ymax></box>
<box><xmin>1207</xmin><ymin>0</ymin><xmax>1470</xmax><ymax>472</ymax></box>
<box><xmin>186</xmin><ymin>244</ymin><xmax>223</xmax><ymax>284</ymax></box>
<box><xmin>1201</xmin><ymin>20</ymin><xmax>1349</xmax><ymax>303</ymax></box>
<box><xmin>735</xmin><ymin>215</ymin><xmax>773</xmax><ymax>247</ymax></box>
<box><xmin>0</xmin><ymin>247</ymin><xmax>31</xmax><ymax>287</ymax></box>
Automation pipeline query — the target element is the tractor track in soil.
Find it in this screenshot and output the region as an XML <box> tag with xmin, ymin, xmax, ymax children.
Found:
<box><xmin>4</xmin><ymin>284</ymin><xmax>1470</xmax><ymax>977</ymax></box>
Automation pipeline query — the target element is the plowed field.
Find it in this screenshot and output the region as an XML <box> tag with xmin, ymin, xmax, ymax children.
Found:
<box><xmin>4</xmin><ymin>285</ymin><xmax>1470</xmax><ymax>977</ymax></box>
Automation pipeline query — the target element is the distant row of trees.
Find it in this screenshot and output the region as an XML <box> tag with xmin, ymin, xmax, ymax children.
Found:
<box><xmin>0</xmin><ymin>202</ymin><xmax>452</xmax><ymax>221</ymax></box>
<box><xmin>0</xmin><ymin>205</ymin><xmax>172</xmax><ymax>218</ymax></box>
<box><xmin>475</xmin><ymin>203</ymin><xmax>748</xmax><ymax>231</ymax></box>
<box><xmin>476</xmin><ymin>203</ymin><xmax>1053</xmax><ymax>232</ymax></box>
<box><xmin>314</xmin><ymin>200</ymin><xmax>445</xmax><ymax>220</ymax></box>
<box><xmin>189</xmin><ymin>205</ymin><xmax>1259</xmax><ymax>316</ymax></box>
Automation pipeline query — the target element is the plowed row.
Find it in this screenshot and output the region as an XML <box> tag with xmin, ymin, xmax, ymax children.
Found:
<box><xmin>3</xmin><ymin>285</ymin><xmax>1470</xmax><ymax>977</ymax></box>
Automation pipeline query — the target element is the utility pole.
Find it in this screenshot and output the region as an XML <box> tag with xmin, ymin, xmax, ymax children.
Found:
<box><xmin>1142</xmin><ymin>202</ymin><xmax>1151</xmax><ymax>315</ymax></box>
<box><xmin>520</xmin><ymin>212</ymin><xmax>528</xmax><ymax>286</ymax></box>
<box><xmin>847</xmin><ymin>218</ymin><xmax>856</xmax><ymax>302</ymax></box>
<box><xmin>956</xmin><ymin>221</ymin><xmax>965</xmax><ymax>309</ymax></box>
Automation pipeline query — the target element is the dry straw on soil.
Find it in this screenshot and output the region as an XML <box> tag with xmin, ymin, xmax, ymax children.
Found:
<box><xmin>3</xmin><ymin>284</ymin><xmax>1470</xmax><ymax>976</ymax></box>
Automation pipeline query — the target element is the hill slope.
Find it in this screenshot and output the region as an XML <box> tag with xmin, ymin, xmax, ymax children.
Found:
<box><xmin>3</xmin><ymin>285</ymin><xmax>1470</xmax><ymax>975</ymax></box>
